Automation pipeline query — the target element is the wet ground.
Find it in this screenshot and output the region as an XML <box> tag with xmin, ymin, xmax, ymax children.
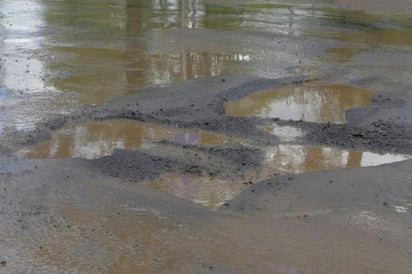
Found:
<box><xmin>1</xmin><ymin>0</ymin><xmax>412</xmax><ymax>273</ymax></box>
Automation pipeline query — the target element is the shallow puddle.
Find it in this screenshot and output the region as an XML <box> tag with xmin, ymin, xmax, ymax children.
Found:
<box><xmin>150</xmin><ymin>145</ymin><xmax>411</xmax><ymax>209</ymax></box>
<box><xmin>17</xmin><ymin>120</ymin><xmax>235</xmax><ymax>159</ymax></box>
<box><xmin>261</xmin><ymin>145</ymin><xmax>411</xmax><ymax>176</ymax></box>
<box><xmin>261</xmin><ymin>124</ymin><xmax>305</xmax><ymax>142</ymax></box>
<box><xmin>225</xmin><ymin>83</ymin><xmax>376</xmax><ymax>123</ymax></box>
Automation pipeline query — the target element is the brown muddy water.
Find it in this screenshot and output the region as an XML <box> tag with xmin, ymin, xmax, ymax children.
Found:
<box><xmin>2</xmin><ymin>0</ymin><xmax>412</xmax><ymax>273</ymax></box>
<box><xmin>0</xmin><ymin>0</ymin><xmax>411</xmax><ymax>114</ymax></box>
<box><xmin>16</xmin><ymin>119</ymin><xmax>412</xmax><ymax>209</ymax></box>
<box><xmin>225</xmin><ymin>83</ymin><xmax>376</xmax><ymax>123</ymax></box>
<box><xmin>16</xmin><ymin>120</ymin><xmax>237</xmax><ymax>159</ymax></box>
<box><xmin>1</xmin><ymin>0</ymin><xmax>410</xmax><ymax>140</ymax></box>
<box><xmin>1</xmin><ymin>0</ymin><xmax>412</xmax><ymax>131</ymax></box>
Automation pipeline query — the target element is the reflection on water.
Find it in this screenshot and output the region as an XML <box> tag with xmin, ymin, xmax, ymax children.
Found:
<box><xmin>17</xmin><ymin>120</ymin><xmax>235</xmax><ymax>159</ymax></box>
<box><xmin>1</xmin><ymin>0</ymin><xmax>412</xmax><ymax>131</ymax></box>
<box><xmin>40</xmin><ymin>0</ymin><xmax>412</xmax><ymax>105</ymax></box>
<box><xmin>44</xmin><ymin>0</ymin><xmax>256</xmax><ymax>104</ymax></box>
<box><xmin>262</xmin><ymin>145</ymin><xmax>411</xmax><ymax>176</ymax></box>
<box><xmin>14</xmin><ymin>118</ymin><xmax>412</xmax><ymax>209</ymax></box>
<box><xmin>225</xmin><ymin>84</ymin><xmax>376</xmax><ymax>123</ymax></box>
<box><xmin>150</xmin><ymin>145</ymin><xmax>411</xmax><ymax>209</ymax></box>
<box><xmin>262</xmin><ymin>124</ymin><xmax>305</xmax><ymax>142</ymax></box>
<box><xmin>0</xmin><ymin>0</ymin><xmax>47</xmax><ymax>92</ymax></box>
<box><xmin>150</xmin><ymin>175</ymin><xmax>244</xmax><ymax>209</ymax></box>
<box><xmin>0</xmin><ymin>0</ymin><xmax>75</xmax><ymax>134</ymax></box>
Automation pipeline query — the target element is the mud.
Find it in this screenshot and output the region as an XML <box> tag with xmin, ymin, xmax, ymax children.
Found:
<box><xmin>2</xmin><ymin>72</ymin><xmax>411</xmax><ymax>272</ymax></box>
<box><xmin>1</xmin><ymin>0</ymin><xmax>412</xmax><ymax>273</ymax></box>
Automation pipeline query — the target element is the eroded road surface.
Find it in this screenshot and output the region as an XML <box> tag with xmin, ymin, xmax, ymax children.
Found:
<box><xmin>1</xmin><ymin>0</ymin><xmax>412</xmax><ymax>273</ymax></box>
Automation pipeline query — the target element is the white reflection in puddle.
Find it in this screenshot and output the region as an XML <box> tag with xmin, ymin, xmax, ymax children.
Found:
<box><xmin>13</xmin><ymin>119</ymin><xmax>412</xmax><ymax>209</ymax></box>
<box><xmin>151</xmin><ymin>145</ymin><xmax>412</xmax><ymax>209</ymax></box>
<box><xmin>15</xmin><ymin>120</ymin><xmax>236</xmax><ymax>159</ymax></box>
<box><xmin>0</xmin><ymin>0</ymin><xmax>48</xmax><ymax>92</ymax></box>
<box><xmin>262</xmin><ymin>124</ymin><xmax>305</xmax><ymax>142</ymax></box>
<box><xmin>262</xmin><ymin>145</ymin><xmax>412</xmax><ymax>176</ymax></box>
<box><xmin>360</xmin><ymin>152</ymin><xmax>412</xmax><ymax>167</ymax></box>
<box><xmin>225</xmin><ymin>84</ymin><xmax>376</xmax><ymax>123</ymax></box>
<box><xmin>0</xmin><ymin>0</ymin><xmax>73</xmax><ymax>135</ymax></box>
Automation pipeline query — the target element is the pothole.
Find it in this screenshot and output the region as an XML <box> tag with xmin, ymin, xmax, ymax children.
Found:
<box><xmin>14</xmin><ymin>119</ymin><xmax>411</xmax><ymax>210</ymax></box>
<box><xmin>224</xmin><ymin>83</ymin><xmax>376</xmax><ymax>123</ymax></box>
<box><xmin>261</xmin><ymin>124</ymin><xmax>305</xmax><ymax>142</ymax></box>
<box><xmin>149</xmin><ymin>145</ymin><xmax>411</xmax><ymax>209</ymax></box>
<box><xmin>15</xmin><ymin>120</ymin><xmax>237</xmax><ymax>160</ymax></box>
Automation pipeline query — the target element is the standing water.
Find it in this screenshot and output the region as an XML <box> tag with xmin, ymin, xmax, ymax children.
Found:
<box><xmin>2</xmin><ymin>0</ymin><xmax>412</xmax><ymax>135</ymax></box>
<box><xmin>1</xmin><ymin>1</ymin><xmax>412</xmax><ymax>273</ymax></box>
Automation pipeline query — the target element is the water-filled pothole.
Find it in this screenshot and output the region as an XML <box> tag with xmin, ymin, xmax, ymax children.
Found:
<box><xmin>150</xmin><ymin>145</ymin><xmax>411</xmax><ymax>209</ymax></box>
<box><xmin>225</xmin><ymin>83</ymin><xmax>376</xmax><ymax>123</ymax></box>
<box><xmin>261</xmin><ymin>124</ymin><xmax>305</xmax><ymax>142</ymax></box>
<box><xmin>15</xmin><ymin>120</ymin><xmax>411</xmax><ymax>209</ymax></box>
<box><xmin>16</xmin><ymin>120</ymin><xmax>236</xmax><ymax>159</ymax></box>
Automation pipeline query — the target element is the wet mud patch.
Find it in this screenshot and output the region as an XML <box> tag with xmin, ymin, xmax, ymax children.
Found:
<box><xmin>3</xmin><ymin>197</ymin><xmax>210</xmax><ymax>274</ymax></box>
<box><xmin>89</xmin><ymin>149</ymin><xmax>174</xmax><ymax>182</ymax></box>
<box><xmin>324</xmin><ymin>47</ymin><xmax>365</xmax><ymax>61</ymax></box>
<box><xmin>37</xmin><ymin>202</ymin><xmax>193</xmax><ymax>273</ymax></box>
<box><xmin>335</xmin><ymin>28</ymin><xmax>412</xmax><ymax>47</ymax></box>
<box><xmin>88</xmin><ymin>142</ymin><xmax>265</xmax><ymax>185</ymax></box>
<box><xmin>225</xmin><ymin>83</ymin><xmax>376</xmax><ymax>123</ymax></box>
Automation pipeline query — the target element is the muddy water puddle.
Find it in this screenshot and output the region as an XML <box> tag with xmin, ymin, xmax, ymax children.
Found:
<box><xmin>261</xmin><ymin>124</ymin><xmax>305</xmax><ymax>142</ymax></box>
<box><xmin>16</xmin><ymin>120</ymin><xmax>236</xmax><ymax>159</ymax></box>
<box><xmin>2</xmin><ymin>0</ymin><xmax>412</xmax><ymax>133</ymax></box>
<box><xmin>150</xmin><ymin>146</ymin><xmax>411</xmax><ymax>209</ymax></box>
<box><xmin>15</xmin><ymin>118</ymin><xmax>412</xmax><ymax>209</ymax></box>
<box><xmin>2</xmin><ymin>1</ymin><xmax>412</xmax><ymax>272</ymax></box>
<box><xmin>225</xmin><ymin>83</ymin><xmax>376</xmax><ymax>123</ymax></box>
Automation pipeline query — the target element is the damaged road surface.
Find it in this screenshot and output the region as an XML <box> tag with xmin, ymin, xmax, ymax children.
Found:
<box><xmin>1</xmin><ymin>75</ymin><xmax>412</xmax><ymax>273</ymax></box>
<box><xmin>1</xmin><ymin>0</ymin><xmax>412</xmax><ymax>273</ymax></box>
